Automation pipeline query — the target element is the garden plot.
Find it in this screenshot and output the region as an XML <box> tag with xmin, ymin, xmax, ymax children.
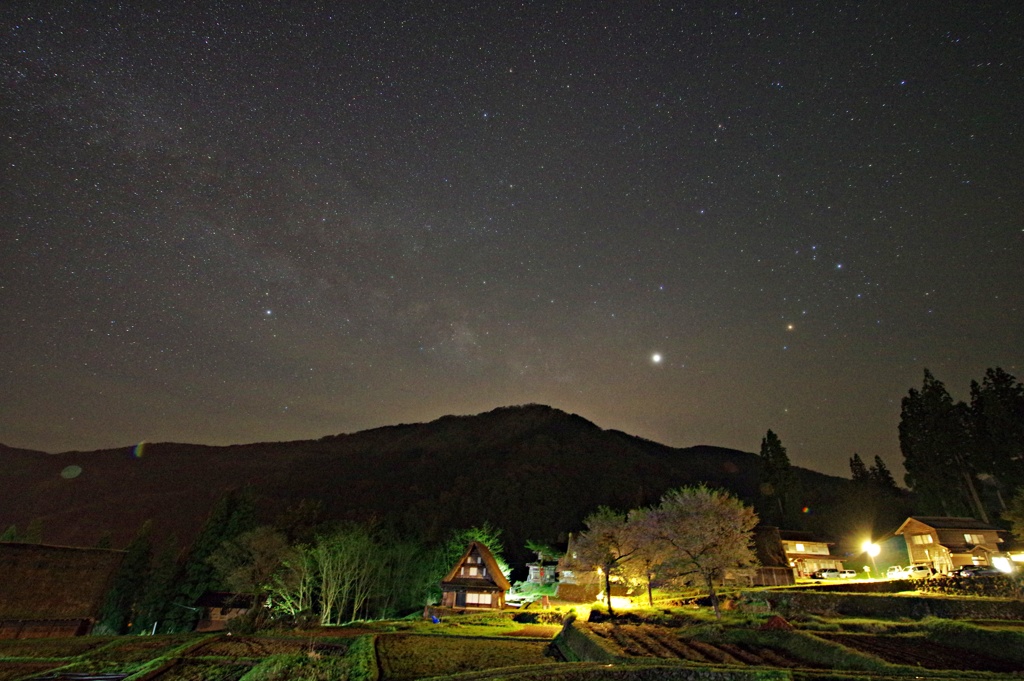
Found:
<box><xmin>186</xmin><ymin>635</ymin><xmax>348</xmax><ymax>658</ymax></box>
<box><xmin>376</xmin><ymin>633</ymin><xmax>553</xmax><ymax>680</ymax></box>
<box><xmin>584</xmin><ymin>623</ymin><xmax>809</xmax><ymax>668</ymax></box>
<box><xmin>141</xmin><ymin>658</ymin><xmax>255</xmax><ymax>681</ymax></box>
<box><xmin>818</xmin><ymin>632</ymin><xmax>1024</xmax><ymax>673</ymax></box>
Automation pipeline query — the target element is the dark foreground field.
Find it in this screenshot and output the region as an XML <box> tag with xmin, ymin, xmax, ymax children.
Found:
<box><xmin>1</xmin><ymin>608</ymin><xmax>1023</xmax><ymax>681</ymax></box>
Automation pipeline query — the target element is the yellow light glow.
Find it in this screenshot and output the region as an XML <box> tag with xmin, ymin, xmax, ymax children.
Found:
<box><xmin>992</xmin><ymin>556</ymin><xmax>1013</xmax><ymax>573</ymax></box>
<box><xmin>861</xmin><ymin>541</ymin><xmax>880</xmax><ymax>557</ymax></box>
<box><xmin>609</xmin><ymin>596</ymin><xmax>633</xmax><ymax>611</ymax></box>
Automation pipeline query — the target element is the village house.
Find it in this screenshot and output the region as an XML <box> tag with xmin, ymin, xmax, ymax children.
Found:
<box><xmin>895</xmin><ymin>516</ymin><xmax>1009</xmax><ymax>574</ymax></box>
<box><xmin>554</xmin><ymin>533</ymin><xmax>603</xmax><ymax>602</ymax></box>
<box><xmin>724</xmin><ymin>526</ymin><xmax>796</xmax><ymax>586</ymax></box>
<box><xmin>195</xmin><ymin>591</ymin><xmax>254</xmax><ymax>632</ymax></box>
<box><xmin>0</xmin><ymin>542</ymin><xmax>125</xmax><ymax>639</ymax></box>
<box><xmin>778</xmin><ymin>530</ymin><xmax>844</xmax><ymax>578</ymax></box>
<box><xmin>438</xmin><ymin>542</ymin><xmax>511</xmax><ymax>610</ymax></box>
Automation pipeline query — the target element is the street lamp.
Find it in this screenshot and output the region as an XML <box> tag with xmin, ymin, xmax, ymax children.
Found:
<box><xmin>861</xmin><ymin>540</ymin><xmax>880</xmax><ymax>578</ymax></box>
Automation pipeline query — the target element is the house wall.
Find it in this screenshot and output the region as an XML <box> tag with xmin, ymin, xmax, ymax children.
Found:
<box><xmin>899</xmin><ymin>519</ymin><xmax>1002</xmax><ymax>573</ymax></box>
<box><xmin>782</xmin><ymin>541</ymin><xmax>830</xmax><ymax>556</ymax></box>
<box><xmin>439</xmin><ymin>589</ymin><xmax>503</xmax><ymax>609</ymax></box>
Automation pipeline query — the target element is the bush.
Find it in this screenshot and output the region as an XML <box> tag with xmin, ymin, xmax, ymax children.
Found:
<box><xmin>919</xmin><ymin>573</ymin><xmax>1024</xmax><ymax>599</ymax></box>
<box><xmin>345</xmin><ymin>636</ymin><xmax>378</xmax><ymax>681</ymax></box>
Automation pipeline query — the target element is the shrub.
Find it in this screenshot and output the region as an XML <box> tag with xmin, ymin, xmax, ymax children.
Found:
<box><xmin>346</xmin><ymin>635</ymin><xmax>378</xmax><ymax>681</ymax></box>
<box><xmin>919</xmin><ymin>573</ymin><xmax>1024</xmax><ymax>599</ymax></box>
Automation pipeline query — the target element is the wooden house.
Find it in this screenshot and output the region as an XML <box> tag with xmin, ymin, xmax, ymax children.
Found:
<box><xmin>895</xmin><ymin>516</ymin><xmax>1007</xmax><ymax>574</ymax></box>
<box><xmin>727</xmin><ymin>526</ymin><xmax>796</xmax><ymax>586</ymax></box>
<box><xmin>0</xmin><ymin>542</ymin><xmax>124</xmax><ymax>638</ymax></box>
<box><xmin>439</xmin><ymin>542</ymin><xmax>510</xmax><ymax>609</ymax></box>
<box><xmin>195</xmin><ymin>591</ymin><xmax>254</xmax><ymax>632</ymax></box>
<box><xmin>554</xmin><ymin>533</ymin><xmax>602</xmax><ymax>602</ymax></box>
<box><xmin>778</xmin><ymin>530</ymin><xmax>843</xmax><ymax>578</ymax></box>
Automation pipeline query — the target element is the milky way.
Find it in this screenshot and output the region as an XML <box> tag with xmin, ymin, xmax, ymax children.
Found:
<box><xmin>2</xmin><ymin>2</ymin><xmax>1021</xmax><ymax>476</ymax></box>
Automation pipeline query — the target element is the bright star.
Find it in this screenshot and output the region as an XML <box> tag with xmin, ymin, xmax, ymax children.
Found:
<box><xmin>651</xmin><ymin>353</ymin><xmax>662</xmax><ymax>364</ymax></box>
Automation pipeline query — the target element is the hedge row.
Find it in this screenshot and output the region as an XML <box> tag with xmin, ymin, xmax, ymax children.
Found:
<box><xmin>918</xmin><ymin>574</ymin><xmax>1024</xmax><ymax>599</ymax></box>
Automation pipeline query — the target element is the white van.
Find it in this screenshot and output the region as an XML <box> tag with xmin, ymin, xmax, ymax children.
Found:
<box><xmin>904</xmin><ymin>564</ymin><xmax>933</xmax><ymax>579</ymax></box>
<box><xmin>886</xmin><ymin>565</ymin><xmax>907</xmax><ymax>579</ymax></box>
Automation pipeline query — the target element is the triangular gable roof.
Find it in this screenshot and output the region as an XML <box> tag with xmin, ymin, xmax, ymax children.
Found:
<box><xmin>441</xmin><ymin>541</ymin><xmax>511</xmax><ymax>591</ymax></box>
<box><xmin>895</xmin><ymin>516</ymin><xmax>1000</xmax><ymax>535</ymax></box>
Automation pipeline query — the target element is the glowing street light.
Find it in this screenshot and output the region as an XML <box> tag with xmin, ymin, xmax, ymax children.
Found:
<box><xmin>862</xmin><ymin>540</ymin><xmax>880</xmax><ymax>578</ymax></box>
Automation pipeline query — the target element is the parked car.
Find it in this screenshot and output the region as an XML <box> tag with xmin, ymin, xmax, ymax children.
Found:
<box><xmin>903</xmin><ymin>564</ymin><xmax>934</xmax><ymax>579</ymax></box>
<box><xmin>809</xmin><ymin>568</ymin><xmax>841</xmax><ymax>579</ymax></box>
<box><xmin>957</xmin><ymin>565</ymin><xmax>1002</xmax><ymax>577</ymax></box>
<box><xmin>886</xmin><ymin>565</ymin><xmax>907</xmax><ymax>579</ymax></box>
<box><xmin>839</xmin><ymin>570</ymin><xmax>857</xmax><ymax>578</ymax></box>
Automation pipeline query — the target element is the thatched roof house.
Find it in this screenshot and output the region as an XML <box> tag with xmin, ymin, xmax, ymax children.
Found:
<box><xmin>439</xmin><ymin>541</ymin><xmax>511</xmax><ymax>609</ymax></box>
<box><xmin>0</xmin><ymin>542</ymin><xmax>124</xmax><ymax>638</ymax></box>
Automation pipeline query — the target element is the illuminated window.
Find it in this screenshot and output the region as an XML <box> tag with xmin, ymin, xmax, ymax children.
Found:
<box><xmin>466</xmin><ymin>592</ymin><xmax>492</xmax><ymax>605</ymax></box>
<box><xmin>964</xmin><ymin>533</ymin><xmax>985</xmax><ymax>544</ymax></box>
<box><xmin>468</xmin><ymin>566</ymin><xmax>478</xmax><ymax>576</ymax></box>
<box><xmin>794</xmin><ymin>543</ymin><xmax>805</xmax><ymax>552</ymax></box>
<box><xmin>912</xmin><ymin>534</ymin><xmax>934</xmax><ymax>545</ymax></box>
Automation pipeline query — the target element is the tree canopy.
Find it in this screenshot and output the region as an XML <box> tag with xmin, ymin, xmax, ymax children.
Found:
<box><xmin>644</xmin><ymin>485</ymin><xmax>758</xmax><ymax>618</ymax></box>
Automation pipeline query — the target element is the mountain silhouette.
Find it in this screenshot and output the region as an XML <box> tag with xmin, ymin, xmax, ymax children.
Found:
<box><xmin>1</xmin><ymin>405</ymin><xmax>897</xmax><ymax>562</ymax></box>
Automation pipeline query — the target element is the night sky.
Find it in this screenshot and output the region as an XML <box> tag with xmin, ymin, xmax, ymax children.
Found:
<box><xmin>3</xmin><ymin>2</ymin><xmax>1022</xmax><ymax>478</ymax></box>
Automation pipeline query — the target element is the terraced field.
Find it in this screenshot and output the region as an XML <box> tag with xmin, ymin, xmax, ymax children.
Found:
<box><xmin>585</xmin><ymin>623</ymin><xmax>813</xmax><ymax>667</ymax></box>
<box><xmin>819</xmin><ymin>632</ymin><xmax>1024</xmax><ymax>673</ymax></box>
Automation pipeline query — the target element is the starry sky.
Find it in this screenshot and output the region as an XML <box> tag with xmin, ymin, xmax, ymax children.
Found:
<box><xmin>2</xmin><ymin>2</ymin><xmax>1022</xmax><ymax>478</ymax></box>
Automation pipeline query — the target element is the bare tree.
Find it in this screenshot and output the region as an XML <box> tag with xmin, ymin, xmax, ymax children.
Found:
<box><xmin>574</xmin><ymin>507</ymin><xmax>642</xmax><ymax>616</ymax></box>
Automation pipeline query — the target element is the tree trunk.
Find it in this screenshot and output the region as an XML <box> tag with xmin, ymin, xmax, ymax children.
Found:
<box><xmin>605</xmin><ymin>569</ymin><xmax>614</xmax><ymax>617</ymax></box>
<box><xmin>961</xmin><ymin>469</ymin><xmax>989</xmax><ymax>523</ymax></box>
<box><xmin>705</xmin><ymin>574</ymin><xmax>720</xmax><ymax>620</ymax></box>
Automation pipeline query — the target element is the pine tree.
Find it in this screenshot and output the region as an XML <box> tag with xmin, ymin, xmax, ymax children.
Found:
<box><xmin>969</xmin><ymin>367</ymin><xmax>1024</xmax><ymax>499</ymax></box>
<box><xmin>869</xmin><ymin>456</ymin><xmax>899</xmax><ymax>493</ymax></box>
<box><xmin>759</xmin><ymin>429</ymin><xmax>793</xmax><ymax>524</ymax></box>
<box><xmin>166</xmin><ymin>489</ymin><xmax>258</xmax><ymax>631</ymax></box>
<box><xmin>97</xmin><ymin>521</ymin><xmax>153</xmax><ymax>634</ymax></box>
<box><xmin>900</xmin><ymin>369</ymin><xmax>985</xmax><ymax>520</ymax></box>
<box><xmin>132</xmin><ymin>538</ymin><xmax>181</xmax><ymax>635</ymax></box>
<box><xmin>849</xmin><ymin>453</ymin><xmax>870</xmax><ymax>484</ymax></box>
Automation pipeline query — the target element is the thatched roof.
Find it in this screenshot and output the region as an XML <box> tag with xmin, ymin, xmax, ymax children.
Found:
<box><xmin>0</xmin><ymin>543</ymin><xmax>124</xmax><ymax>620</ymax></box>
<box><xmin>441</xmin><ymin>541</ymin><xmax>511</xmax><ymax>592</ymax></box>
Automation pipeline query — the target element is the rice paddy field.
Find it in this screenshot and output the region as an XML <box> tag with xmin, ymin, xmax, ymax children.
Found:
<box><xmin>1</xmin><ymin>606</ymin><xmax>1023</xmax><ymax>680</ymax></box>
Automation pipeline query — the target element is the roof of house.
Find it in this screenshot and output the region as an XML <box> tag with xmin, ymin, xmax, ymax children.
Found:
<box><xmin>895</xmin><ymin>516</ymin><xmax>1001</xmax><ymax>534</ymax></box>
<box><xmin>777</xmin><ymin>530</ymin><xmax>833</xmax><ymax>545</ymax></box>
<box><xmin>195</xmin><ymin>591</ymin><xmax>255</xmax><ymax>609</ymax></box>
<box><xmin>0</xmin><ymin>543</ymin><xmax>125</xmax><ymax>620</ymax></box>
<box><xmin>441</xmin><ymin>541</ymin><xmax>511</xmax><ymax>592</ymax></box>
